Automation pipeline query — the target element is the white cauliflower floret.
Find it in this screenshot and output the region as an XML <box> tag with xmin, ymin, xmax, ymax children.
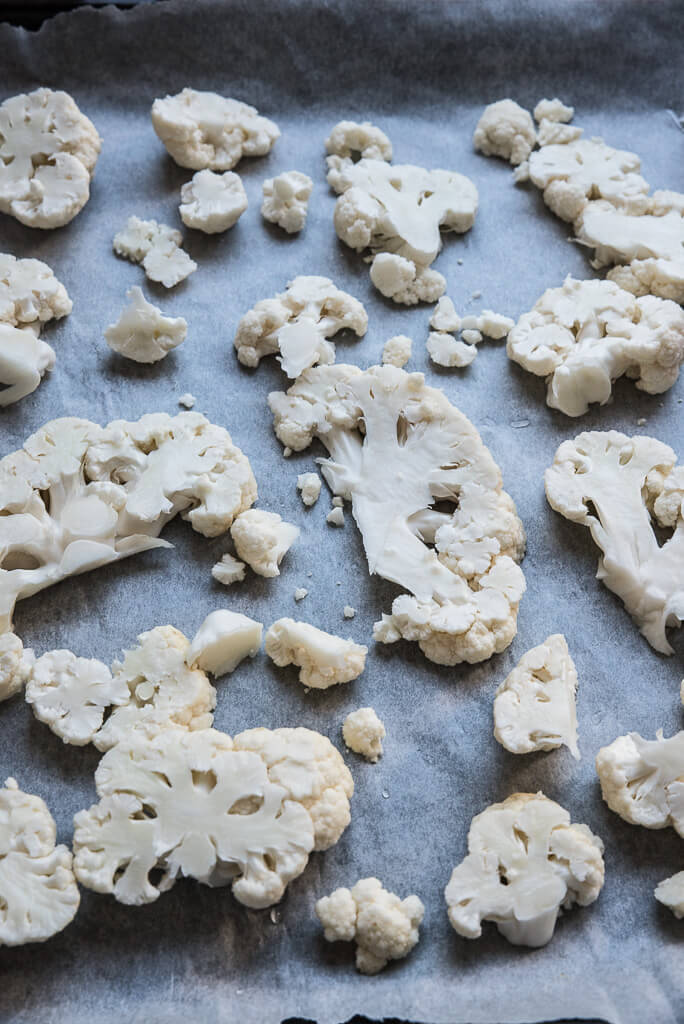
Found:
<box><xmin>537</xmin><ymin>120</ymin><xmax>583</xmax><ymax>148</ymax></box>
<box><xmin>231</xmin><ymin>509</ymin><xmax>299</xmax><ymax>577</ymax></box>
<box><xmin>427</xmin><ymin>304</ymin><xmax>512</xmax><ymax>370</ymax></box>
<box><xmin>430</xmin><ymin>296</ymin><xmax>461</xmax><ymax>333</ymax></box>
<box><xmin>0</xmin><ymin>323</ymin><xmax>56</xmax><ymax>406</ymax></box>
<box><xmin>105</xmin><ymin>286</ymin><xmax>187</xmax><ymax>364</ymax></box>
<box><xmin>327</xmin><ymin>505</ymin><xmax>345</xmax><ymax>527</ymax></box>
<box><xmin>234</xmin><ymin>275</ymin><xmax>367</xmax><ymax>378</ymax></box>
<box><xmin>325</xmin><ymin>120</ymin><xmax>392</xmax><ymax>192</ymax></box>
<box><xmin>0</xmin><ymin>88</ymin><xmax>101</xmax><ymax>228</ymax></box>
<box><xmin>0</xmin><ymin>778</ymin><xmax>80</xmax><ymax>945</ymax></box>
<box><xmin>211</xmin><ymin>552</ymin><xmax>246</xmax><ymax>586</ymax></box>
<box><xmin>473</xmin><ymin>99</ymin><xmax>536</xmax><ymax>166</ymax></box>
<box><xmin>297</xmin><ymin>471</ymin><xmax>321</xmax><ymax>506</ymax></box>
<box><xmin>151</xmin><ymin>88</ymin><xmax>279</xmax><ymax>170</ymax></box>
<box><xmin>179</xmin><ymin>169</ymin><xmax>247</xmax><ymax>233</ymax></box>
<box><xmin>370</xmin><ymin>253</ymin><xmax>445</xmax><ymax>306</ymax></box>
<box><xmin>655</xmin><ymin>871</ymin><xmax>684</xmax><ymax>918</ymax></box>
<box><xmin>444</xmin><ymin>792</ymin><xmax>604</xmax><ymax>947</ymax></box>
<box><xmin>261</xmin><ymin>171</ymin><xmax>313</xmax><ymax>234</ymax></box>
<box><xmin>427</xmin><ymin>331</ymin><xmax>477</xmax><ymax>368</ymax></box>
<box><xmin>0</xmin><ymin>633</ymin><xmax>34</xmax><ymax>703</ymax></box>
<box><xmin>381</xmin><ymin>334</ymin><xmax>412</xmax><ymax>368</ymax></box>
<box><xmin>316</xmin><ymin>877</ymin><xmax>424</xmax><ymax>974</ymax></box>
<box><xmin>596</xmin><ymin>730</ymin><xmax>684</xmax><ymax>834</ymax></box>
<box><xmin>342</xmin><ymin>707</ymin><xmax>385</xmax><ymax>762</ymax></box>
<box><xmin>178</xmin><ymin>392</ymin><xmax>196</xmax><ymax>409</ymax></box>
<box><xmin>0</xmin><ymin>253</ymin><xmax>72</xmax><ymax>331</ymax></box>
<box><xmin>185</xmin><ymin>609</ymin><xmax>262</xmax><ymax>676</ymax></box>
<box><xmin>113</xmin><ymin>216</ymin><xmax>197</xmax><ymax>289</ymax></box>
<box><xmin>493</xmin><ymin>634</ymin><xmax>579</xmax><ymax>759</ymax></box>
<box><xmin>533</xmin><ymin>98</ymin><xmax>575</xmax><ymax>124</ymax></box>
<box><xmin>265</xmin><ymin>618</ymin><xmax>367</xmax><ymax>689</ymax></box>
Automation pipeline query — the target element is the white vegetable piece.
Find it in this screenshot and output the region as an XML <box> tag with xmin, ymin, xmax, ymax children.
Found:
<box><xmin>179</xmin><ymin>169</ymin><xmax>248</xmax><ymax>233</ymax></box>
<box><xmin>0</xmin><ymin>253</ymin><xmax>71</xmax><ymax>331</ymax></box>
<box><xmin>444</xmin><ymin>792</ymin><xmax>604</xmax><ymax>947</ymax></box>
<box><xmin>381</xmin><ymin>334</ymin><xmax>412</xmax><ymax>368</ymax></box>
<box><xmin>545</xmin><ymin>431</ymin><xmax>684</xmax><ymax>653</ymax></box>
<box><xmin>427</xmin><ymin>332</ymin><xmax>476</xmax><ymax>368</ymax></box>
<box><xmin>105</xmin><ymin>286</ymin><xmax>188</xmax><ymax>364</ymax></box>
<box><xmin>265</xmin><ymin>618</ymin><xmax>367</xmax><ymax>689</ymax></box>
<box><xmin>316</xmin><ymin>877</ymin><xmax>423</xmax><ymax>974</ymax></box>
<box><xmin>113</xmin><ymin>216</ymin><xmax>197</xmax><ymax>289</ymax></box>
<box><xmin>327</xmin><ymin>506</ymin><xmax>345</xmax><ymax>526</ymax></box>
<box><xmin>325</xmin><ymin>120</ymin><xmax>392</xmax><ymax>192</ymax></box>
<box><xmin>342</xmin><ymin>707</ymin><xmax>385</xmax><ymax>762</ymax></box>
<box><xmin>297</xmin><ymin>471</ymin><xmax>321</xmax><ymax>506</ymax></box>
<box><xmin>211</xmin><ymin>552</ymin><xmax>246</xmax><ymax>587</ymax></box>
<box><xmin>0</xmin><ymin>88</ymin><xmax>101</xmax><ymax>228</ymax></box>
<box><xmin>0</xmin><ymin>778</ymin><xmax>80</xmax><ymax>945</ymax></box>
<box><xmin>25</xmin><ymin>650</ymin><xmax>128</xmax><ymax>746</ymax></box>
<box><xmin>343</xmin><ymin>605</ymin><xmax>356</xmax><ymax>619</ymax></box>
<box><xmin>231</xmin><ymin>509</ymin><xmax>299</xmax><ymax>578</ymax></box>
<box><xmin>596</xmin><ymin>730</ymin><xmax>684</xmax><ymax>835</ymax></box>
<box><xmin>507</xmin><ymin>276</ymin><xmax>684</xmax><ymax>416</ymax></box>
<box><xmin>73</xmin><ymin>724</ymin><xmax>353</xmax><ymax>908</ymax></box>
<box><xmin>269</xmin><ymin>365</ymin><xmax>526</xmax><ymax>665</ymax></box>
<box><xmin>473</xmin><ymin>99</ymin><xmax>537</xmax><ymax>166</ymax></box>
<box><xmin>178</xmin><ymin>392</ymin><xmax>196</xmax><ymax>408</ymax></box>
<box><xmin>0</xmin><ymin>323</ymin><xmax>55</xmax><ymax>406</ymax></box>
<box><xmin>294</xmin><ymin>587</ymin><xmax>308</xmax><ymax>601</ymax></box>
<box><xmin>261</xmin><ymin>171</ymin><xmax>313</xmax><ymax>234</ymax></box>
<box><xmin>369</xmin><ymin>253</ymin><xmax>446</xmax><ymax>306</ymax></box>
<box><xmin>493</xmin><ymin>634</ymin><xmax>579</xmax><ymax>759</ymax></box>
<box><xmin>0</xmin><ymin>632</ymin><xmax>34</xmax><ymax>703</ymax></box>
<box><xmin>533</xmin><ymin>98</ymin><xmax>575</xmax><ymax>124</ymax></box>
<box><xmin>0</xmin><ymin>412</ymin><xmax>256</xmax><ymax>635</ymax></box>
<box><xmin>429</xmin><ymin>296</ymin><xmax>461</xmax><ymax>334</ymax></box>
<box><xmin>234</xmin><ymin>275</ymin><xmax>368</xmax><ymax>378</ymax></box>
<box><xmin>186</xmin><ymin>609</ymin><xmax>263</xmax><ymax>676</ymax></box>
<box><xmin>655</xmin><ymin>871</ymin><xmax>684</xmax><ymax>918</ymax></box>
<box><xmin>151</xmin><ymin>88</ymin><xmax>279</xmax><ymax>170</ymax></box>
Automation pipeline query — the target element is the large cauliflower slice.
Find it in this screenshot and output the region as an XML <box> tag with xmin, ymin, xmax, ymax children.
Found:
<box><xmin>507</xmin><ymin>276</ymin><xmax>684</xmax><ymax>416</ymax></box>
<box><xmin>444</xmin><ymin>792</ymin><xmax>604</xmax><ymax>947</ymax></box>
<box><xmin>0</xmin><ymin>777</ymin><xmax>80</xmax><ymax>945</ymax></box>
<box><xmin>596</xmin><ymin>730</ymin><xmax>684</xmax><ymax>834</ymax></box>
<box><xmin>545</xmin><ymin>430</ymin><xmax>684</xmax><ymax>653</ymax></box>
<box><xmin>265</xmin><ymin>618</ymin><xmax>367</xmax><ymax>689</ymax></box>
<box><xmin>0</xmin><ymin>253</ymin><xmax>71</xmax><ymax>331</ymax></box>
<box><xmin>0</xmin><ymin>323</ymin><xmax>56</xmax><ymax>406</ymax></box>
<box><xmin>268</xmin><ymin>364</ymin><xmax>526</xmax><ymax>666</ymax></box>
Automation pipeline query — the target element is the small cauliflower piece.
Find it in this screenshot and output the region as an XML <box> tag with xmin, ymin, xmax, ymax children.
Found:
<box><xmin>151</xmin><ymin>88</ymin><xmax>279</xmax><ymax>171</ymax></box>
<box><xmin>370</xmin><ymin>253</ymin><xmax>446</xmax><ymax>306</ymax></box>
<box><xmin>325</xmin><ymin>120</ymin><xmax>392</xmax><ymax>191</ymax></box>
<box><xmin>297</xmin><ymin>471</ymin><xmax>321</xmax><ymax>506</ymax></box>
<box><xmin>0</xmin><ymin>253</ymin><xmax>71</xmax><ymax>331</ymax></box>
<box><xmin>430</xmin><ymin>296</ymin><xmax>461</xmax><ymax>334</ymax></box>
<box><xmin>179</xmin><ymin>169</ymin><xmax>247</xmax><ymax>233</ymax></box>
<box><xmin>327</xmin><ymin>505</ymin><xmax>345</xmax><ymax>527</ymax></box>
<box><xmin>261</xmin><ymin>171</ymin><xmax>313</xmax><ymax>234</ymax></box>
<box><xmin>186</xmin><ymin>609</ymin><xmax>263</xmax><ymax>676</ymax></box>
<box><xmin>265</xmin><ymin>618</ymin><xmax>367</xmax><ymax>689</ymax></box>
<box><xmin>343</xmin><ymin>606</ymin><xmax>356</xmax><ymax>619</ymax></box>
<box><xmin>473</xmin><ymin>99</ymin><xmax>536</xmax><ymax>166</ymax></box>
<box><xmin>178</xmin><ymin>392</ymin><xmax>196</xmax><ymax>408</ymax></box>
<box><xmin>655</xmin><ymin>871</ymin><xmax>684</xmax><ymax>918</ymax></box>
<box><xmin>294</xmin><ymin>587</ymin><xmax>308</xmax><ymax>601</ymax></box>
<box><xmin>0</xmin><ymin>323</ymin><xmax>55</xmax><ymax>406</ymax></box>
<box><xmin>0</xmin><ymin>633</ymin><xmax>34</xmax><ymax>703</ymax></box>
<box><xmin>113</xmin><ymin>216</ymin><xmax>197</xmax><ymax>289</ymax></box>
<box><xmin>493</xmin><ymin>634</ymin><xmax>579</xmax><ymax>759</ymax></box>
<box><xmin>211</xmin><ymin>552</ymin><xmax>246</xmax><ymax>587</ymax></box>
<box><xmin>444</xmin><ymin>792</ymin><xmax>604</xmax><ymax>947</ymax></box>
<box><xmin>596</xmin><ymin>730</ymin><xmax>684</xmax><ymax>835</ymax></box>
<box><xmin>427</xmin><ymin>331</ymin><xmax>477</xmax><ymax>368</ymax></box>
<box><xmin>316</xmin><ymin>877</ymin><xmax>424</xmax><ymax>974</ymax></box>
<box><xmin>533</xmin><ymin>98</ymin><xmax>575</xmax><ymax>124</ymax></box>
<box><xmin>105</xmin><ymin>286</ymin><xmax>187</xmax><ymax>364</ymax></box>
<box><xmin>382</xmin><ymin>334</ymin><xmax>412</xmax><ymax>368</ymax></box>
<box><xmin>342</xmin><ymin>707</ymin><xmax>385</xmax><ymax>762</ymax></box>
<box><xmin>231</xmin><ymin>509</ymin><xmax>299</xmax><ymax>577</ymax></box>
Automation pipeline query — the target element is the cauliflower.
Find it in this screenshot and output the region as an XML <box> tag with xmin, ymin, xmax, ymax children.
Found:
<box><xmin>533</xmin><ymin>98</ymin><xmax>575</xmax><ymax>124</ymax></box>
<box><xmin>444</xmin><ymin>792</ymin><xmax>604</xmax><ymax>947</ymax></box>
<box><xmin>316</xmin><ymin>878</ymin><xmax>423</xmax><ymax>974</ymax></box>
<box><xmin>0</xmin><ymin>778</ymin><xmax>80</xmax><ymax>945</ymax></box>
<box><xmin>265</xmin><ymin>618</ymin><xmax>367</xmax><ymax>689</ymax></box>
<box><xmin>473</xmin><ymin>99</ymin><xmax>537</xmax><ymax>166</ymax></box>
<box><xmin>73</xmin><ymin>724</ymin><xmax>352</xmax><ymax>907</ymax></box>
<box><xmin>113</xmin><ymin>216</ymin><xmax>197</xmax><ymax>289</ymax></box>
<box><xmin>178</xmin><ymin>392</ymin><xmax>196</xmax><ymax>408</ymax></box>
<box><xmin>507</xmin><ymin>276</ymin><xmax>684</xmax><ymax>416</ymax></box>
<box><xmin>0</xmin><ymin>88</ymin><xmax>101</xmax><ymax>228</ymax></box>
<box><xmin>596</xmin><ymin>729</ymin><xmax>684</xmax><ymax>835</ymax></box>
<box><xmin>427</xmin><ymin>302</ymin><xmax>513</xmax><ymax>370</ymax></box>
<box><xmin>0</xmin><ymin>253</ymin><xmax>71</xmax><ymax>331</ymax></box>
<box><xmin>151</xmin><ymin>88</ymin><xmax>279</xmax><ymax>170</ymax></box>
<box><xmin>430</xmin><ymin>296</ymin><xmax>461</xmax><ymax>334</ymax></box>
<box><xmin>545</xmin><ymin>431</ymin><xmax>684</xmax><ymax>653</ymax></box>
<box><xmin>327</xmin><ymin>505</ymin><xmax>345</xmax><ymax>526</ymax></box>
<box><xmin>493</xmin><ymin>634</ymin><xmax>579</xmax><ymax>759</ymax></box>
<box><xmin>427</xmin><ymin>331</ymin><xmax>477</xmax><ymax>368</ymax></box>
<box><xmin>343</xmin><ymin>605</ymin><xmax>356</xmax><ymax>618</ymax></box>
<box><xmin>269</xmin><ymin>365</ymin><xmax>526</xmax><ymax>666</ymax></box>
<box><xmin>325</xmin><ymin>120</ymin><xmax>392</xmax><ymax>191</ymax></box>
<box><xmin>185</xmin><ymin>609</ymin><xmax>263</xmax><ymax>676</ymax></box>
<box><xmin>105</xmin><ymin>286</ymin><xmax>188</xmax><ymax>364</ymax></box>
<box><xmin>261</xmin><ymin>171</ymin><xmax>313</xmax><ymax>233</ymax></box>
<box><xmin>234</xmin><ymin>275</ymin><xmax>367</xmax><ymax>378</ymax></box>
<box><xmin>211</xmin><ymin>552</ymin><xmax>246</xmax><ymax>586</ymax></box>
<box><xmin>0</xmin><ymin>632</ymin><xmax>34</xmax><ymax>703</ymax></box>
<box><xmin>231</xmin><ymin>509</ymin><xmax>299</xmax><ymax>577</ymax></box>
<box><xmin>369</xmin><ymin>253</ymin><xmax>446</xmax><ymax>306</ymax></box>
<box><xmin>297</xmin><ymin>471</ymin><xmax>321</xmax><ymax>506</ymax></box>
<box><xmin>0</xmin><ymin>323</ymin><xmax>56</xmax><ymax>406</ymax></box>
<box><xmin>342</xmin><ymin>707</ymin><xmax>385</xmax><ymax>762</ymax></box>
<box><xmin>382</xmin><ymin>334</ymin><xmax>412</xmax><ymax>368</ymax></box>
<box><xmin>179</xmin><ymin>169</ymin><xmax>248</xmax><ymax>233</ymax></box>
<box><xmin>655</xmin><ymin>871</ymin><xmax>684</xmax><ymax>918</ymax></box>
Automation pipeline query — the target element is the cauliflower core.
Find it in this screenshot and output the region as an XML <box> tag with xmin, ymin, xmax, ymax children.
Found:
<box><xmin>211</xmin><ymin>552</ymin><xmax>246</xmax><ymax>587</ymax></box>
<box><xmin>297</xmin><ymin>471</ymin><xmax>321</xmax><ymax>506</ymax></box>
<box><xmin>186</xmin><ymin>609</ymin><xmax>263</xmax><ymax>677</ymax></box>
<box><xmin>473</xmin><ymin>100</ymin><xmax>536</xmax><ymax>166</ymax></box>
<box><xmin>325</xmin><ymin>120</ymin><xmax>393</xmax><ymax>192</ymax></box>
<box><xmin>596</xmin><ymin>729</ymin><xmax>684</xmax><ymax>835</ymax></box>
<box><xmin>342</xmin><ymin>707</ymin><xmax>385</xmax><ymax>762</ymax></box>
<box><xmin>234</xmin><ymin>275</ymin><xmax>367</xmax><ymax>378</ymax></box>
<box><xmin>261</xmin><ymin>171</ymin><xmax>313</xmax><ymax>234</ymax></box>
<box><xmin>268</xmin><ymin>364</ymin><xmax>526</xmax><ymax>666</ymax></box>
<box><xmin>265</xmin><ymin>618</ymin><xmax>367</xmax><ymax>689</ymax></box>
<box><xmin>0</xmin><ymin>253</ymin><xmax>71</xmax><ymax>331</ymax></box>
<box><xmin>444</xmin><ymin>792</ymin><xmax>604</xmax><ymax>947</ymax></box>
<box><xmin>179</xmin><ymin>169</ymin><xmax>248</xmax><ymax>233</ymax></box>
<box><xmin>105</xmin><ymin>286</ymin><xmax>188</xmax><ymax>364</ymax></box>
<box><xmin>316</xmin><ymin>877</ymin><xmax>424</xmax><ymax>974</ymax></box>
<box><xmin>0</xmin><ymin>323</ymin><xmax>56</xmax><ymax>406</ymax></box>
<box><xmin>545</xmin><ymin>430</ymin><xmax>684</xmax><ymax>653</ymax></box>
<box><xmin>231</xmin><ymin>509</ymin><xmax>299</xmax><ymax>577</ymax></box>
<box><xmin>655</xmin><ymin>871</ymin><xmax>684</xmax><ymax>918</ymax></box>
<box><xmin>493</xmin><ymin>634</ymin><xmax>579</xmax><ymax>759</ymax></box>
<box><xmin>382</xmin><ymin>335</ymin><xmax>412</xmax><ymax>368</ymax></box>
<box><xmin>113</xmin><ymin>216</ymin><xmax>197</xmax><ymax>289</ymax></box>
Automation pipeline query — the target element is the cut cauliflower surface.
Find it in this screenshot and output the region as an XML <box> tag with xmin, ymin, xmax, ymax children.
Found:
<box><xmin>297</xmin><ymin>471</ymin><xmax>322</xmax><ymax>506</ymax></box>
<box><xmin>655</xmin><ymin>871</ymin><xmax>684</xmax><ymax>918</ymax></box>
<box><xmin>430</xmin><ymin>296</ymin><xmax>461</xmax><ymax>333</ymax></box>
<box><xmin>381</xmin><ymin>334</ymin><xmax>412</xmax><ymax>368</ymax></box>
<box><xmin>105</xmin><ymin>286</ymin><xmax>188</xmax><ymax>364</ymax></box>
<box><xmin>0</xmin><ymin>633</ymin><xmax>34</xmax><ymax>703</ymax></box>
<box><xmin>444</xmin><ymin>792</ymin><xmax>604</xmax><ymax>947</ymax></box>
<box><xmin>234</xmin><ymin>275</ymin><xmax>367</xmax><ymax>378</ymax></box>
<box><xmin>113</xmin><ymin>216</ymin><xmax>197</xmax><ymax>289</ymax></box>
<box><xmin>369</xmin><ymin>253</ymin><xmax>446</xmax><ymax>306</ymax></box>
<box><xmin>342</xmin><ymin>707</ymin><xmax>385</xmax><ymax>762</ymax></box>
<box><xmin>0</xmin><ymin>323</ymin><xmax>56</xmax><ymax>406</ymax></box>
<box><xmin>493</xmin><ymin>634</ymin><xmax>579</xmax><ymax>759</ymax></box>
<box><xmin>0</xmin><ymin>88</ymin><xmax>101</xmax><ymax>228</ymax></box>
<box><xmin>507</xmin><ymin>276</ymin><xmax>684</xmax><ymax>416</ymax></box>
<box><xmin>186</xmin><ymin>609</ymin><xmax>263</xmax><ymax>677</ymax></box>
<box><xmin>261</xmin><ymin>171</ymin><xmax>313</xmax><ymax>234</ymax></box>
<box><xmin>427</xmin><ymin>331</ymin><xmax>477</xmax><ymax>368</ymax></box>
<box><xmin>179</xmin><ymin>169</ymin><xmax>248</xmax><ymax>233</ymax></box>
<box><xmin>545</xmin><ymin>431</ymin><xmax>684</xmax><ymax>653</ymax></box>
<box><xmin>316</xmin><ymin>878</ymin><xmax>424</xmax><ymax>974</ymax></box>
<box><xmin>473</xmin><ymin>99</ymin><xmax>537</xmax><ymax>166</ymax></box>
<box><xmin>596</xmin><ymin>730</ymin><xmax>684</xmax><ymax>835</ymax></box>
<box><xmin>231</xmin><ymin>509</ymin><xmax>299</xmax><ymax>578</ymax></box>
<box><xmin>268</xmin><ymin>365</ymin><xmax>526</xmax><ymax>666</ymax></box>
<box><xmin>211</xmin><ymin>552</ymin><xmax>247</xmax><ymax>586</ymax></box>
<box><xmin>265</xmin><ymin>618</ymin><xmax>367</xmax><ymax>689</ymax></box>
<box><xmin>325</xmin><ymin>120</ymin><xmax>392</xmax><ymax>192</ymax></box>
<box><xmin>151</xmin><ymin>88</ymin><xmax>280</xmax><ymax>171</ymax></box>
<box><xmin>0</xmin><ymin>253</ymin><xmax>72</xmax><ymax>331</ymax></box>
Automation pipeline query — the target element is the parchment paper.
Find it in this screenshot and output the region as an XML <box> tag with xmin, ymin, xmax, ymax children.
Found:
<box><xmin>0</xmin><ymin>1</ymin><xmax>683</xmax><ymax>1022</ymax></box>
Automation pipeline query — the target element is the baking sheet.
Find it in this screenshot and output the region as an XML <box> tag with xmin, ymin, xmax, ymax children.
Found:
<box><xmin>0</xmin><ymin>1</ymin><xmax>683</xmax><ymax>1022</ymax></box>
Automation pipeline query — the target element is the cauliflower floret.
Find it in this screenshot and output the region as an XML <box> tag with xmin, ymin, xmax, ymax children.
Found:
<box><xmin>596</xmin><ymin>730</ymin><xmax>684</xmax><ymax>835</ymax></box>
<box><xmin>655</xmin><ymin>871</ymin><xmax>684</xmax><ymax>918</ymax></box>
<box><xmin>342</xmin><ymin>707</ymin><xmax>385</xmax><ymax>762</ymax></box>
<box><xmin>113</xmin><ymin>216</ymin><xmax>197</xmax><ymax>289</ymax></box>
<box><xmin>261</xmin><ymin>171</ymin><xmax>313</xmax><ymax>234</ymax></box>
<box><xmin>325</xmin><ymin>120</ymin><xmax>392</xmax><ymax>191</ymax></box>
<box><xmin>0</xmin><ymin>323</ymin><xmax>56</xmax><ymax>406</ymax></box>
<box><xmin>265</xmin><ymin>618</ymin><xmax>367</xmax><ymax>689</ymax></box>
<box><xmin>211</xmin><ymin>552</ymin><xmax>246</xmax><ymax>586</ymax></box>
<box><xmin>185</xmin><ymin>609</ymin><xmax>263</xmax><ymax>676</ymax></box>
<box><xmin>533</xmin><ymin>98</ymin><xmax>575</xmax><ymax>124</ymax></box>
<box><xmin>0</xmin><ymin>253</ymin><xmax>71</xmax><ymax>331</ymax></box>
<box><xmin>105</xmin><ymin>286</ymin><xmax>187</xmax><ymax>364</ymax></box>
<box><xmin>316</xmin><ymin>877</ymin><xmax>424</xmax><ymax>974</ymax></box>
<box><xmin>327</xmin><ymin>505</ymin><xmax>345</xmax><ymax>526</ymax></box>
<box><xmin>297</xmin><ymin>471</ymin><xmax>321</xmax><ymax>506</ymax></box>
<box><xmin>537</xmin><ymin>120</ymin><xmax>583</xmax><ymax>147</ymax></box>
<box><xmin>230</xmin><ymin>509</ymin><xmax>298</xmax><ymax>578</ymax></box>
<box><xmin>381</xmin><ymin>334</ymin><xmax>412</xmax><ymax>368</ymax></box>
<box><xmin>429</xmin><ymin>296</ymin><xmax>461</xmax><ymax>334</ymax></box>
<box><xmin>473</xmin><ymin>99</ymin><xmax>536</xmax><ymax>166</ymax></box>
<box><xmin>427</xmin><ymin>332</ymin><xmax>477</xmax><ymax>368</ymax></box>
<box><xmin>0</xmin><ymin>633</ymin><xmax>34</xmax><ymax>703</ymax></box>
<box><xmin>370</xmin><ymin>253</ymin><xmax>446</xmax><ymax>306</ymax></box>
<box><xmin>178</xmin><ymin>392</ymin><xmax>196</xmax><ymax>408</ymax></box>
<box><xmin>179</xmin><ymin>169</ymin><xmax>248</xmax><ymax>233</ymax></box>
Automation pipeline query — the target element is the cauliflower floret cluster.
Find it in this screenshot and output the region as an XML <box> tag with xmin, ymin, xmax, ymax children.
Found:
<box><xmin>105</xmin><ymin>286</ymin><xmax>188</xmax><ymax>364</ymax></box>
<box><xmin>265</xmin><ymin>618</ymin><xmax>367</xmax><ymax>689</ymax></box>
<box><xmin>0</xmin><ymin>323</ymin><xmax>56</xmax><ymax>406</ymax></box>
<box><xmin>261</xmin><ymin>171</ymin><xmax>313</xmax><ymax>234</ymax></box>
<box><xmin>596</xmin><ymin>729</ymin><xmax>684</xmax><ymax>835</ymax></box>
<box><xmin>473</xmin><ymin>99</ymin><xmax>537</xmax><ymax>166</ymax></box>
<box><xmin>113</xmin><ymin>216</ymin><xmax>197</xmax><ymax>288</ymax></box>
<box><xmin>325</xmin><ymin>120</ymin><xmax>393</xmax><ymax>192</ymax></box>
<box><xmin>0</xmin><ymin>253</ymin><xmax>72</xmax><ymax>331</ymax></box>
<box><xmin>297</xmin><ymin>471</ymin><xmax>322</xmax><ymax>506</ymax></box>
<box><xmin>381</xmin><ymin>334</ymin><xmax>412</xmax><ymax>368</ymax></box>
<box><xmin>231</xmin><ymin>509</ymin><xmax>299</xmax><ymax>577</ymax></box>
<box><xmin>186</xmin><ymin>609</ymin><xmax>262</xmax><ymax>677</ymax></box>
<box><xmin>370</xmin><ymin>253</ymin><xmax>446</xmax><ymax>306</ymax></box>
<box><xmin>211</xmin><ymin>552</ymin><xmax>246</xmax><ymax>587</ymax></box>
<box><xmin>179</xmin><ymin>169</ymin><xmax>248</xmax><ymax>233</ymax></box>
<box><xmin>342</xmin><ymin>707</ymin><xmax>385</xmax><ymax>762</ymax></box>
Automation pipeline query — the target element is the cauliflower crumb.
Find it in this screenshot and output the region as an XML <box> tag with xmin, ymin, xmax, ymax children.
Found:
<box><xmin>294</xmin><ymin>587</ymin><xmax>308</xmax><ymax>601</ymax></box>
<box><xmin>332</xmin><ymin>496</ymin><xmax>343</xmax><ymax>508</ymax></box>
<box><xmin>261</xmin><ymin>171</ymin><xmax>313</xmax><ymax>234</ymax></box>
<box><xmin>637</xmin><ymin>417</ymin><xmax>647</xmax><ymax>426</ymax></box>
<box><xmin>462</xmin><ymin>328</ymin><xmax>483</xmax><ymax>346</ymax></box>
<box><xmin>473</xmin><ymin>99</ymin><xmax>536</xmax><ymax>166</ymax></box>
<box><xmin>178</xmin><ymin>392</ymin><xmax>196</xmax><ymax>408</ymax></box>
<box><xmin>265</xmin><ymin>618</ymin><xmax>367</xmax><ymax>689</ymax></box>
<box><xmin>297</xmin><ymin>472</ymin><xmax>321</xmax><ymax>506</ymax></box>
<box><xmin>343</xmin><ymin>606</ymin><xmax>356</xmax><ymax>619</ymax></box>
<box><xmin>211</xmin><ymin>552</ymin><xmax>247</xmax><ymax>587</ymax></box>
<box><xmin>382</xmin><ymin>334</ymin><xmax>412</xmax><ymax>368</ymax></box>
<box><xmin>231</xmin><ymin>509</ymin><xmax>299</xmax><ymax>578</ymax></box>
<box><xmin>327</xmin><ymin>506</ymin><xmax>345</xmax><ymax>527</ymax></box>
<box><xmin>342</xmin><ymin>707</ymin><xmax>385</xmax><ymax>762</ymax></box>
